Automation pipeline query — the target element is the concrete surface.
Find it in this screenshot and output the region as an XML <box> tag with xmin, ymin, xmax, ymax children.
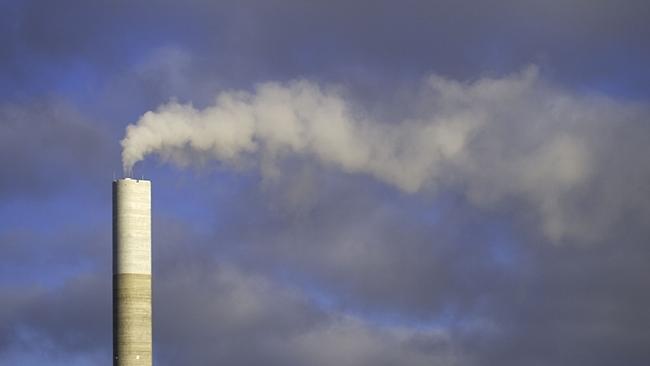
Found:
<box><xmin>113</xmin><ymin>178</ymin><xmax>151</xmax><ymax>366</ymax></box>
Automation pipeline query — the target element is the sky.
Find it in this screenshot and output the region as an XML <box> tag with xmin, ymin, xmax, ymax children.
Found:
<box><xmin>1</xmin><ymin>0</ymin><xmax>650</xmax><ymax>365</ymax></box>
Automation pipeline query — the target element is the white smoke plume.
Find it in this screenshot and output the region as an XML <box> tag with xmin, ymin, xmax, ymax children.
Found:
<box><xmin>121</xmin><ymin>66</ymin><xmax>650</xmax><ymax>243</ymax></box>
<box><xmin>121</xmin><ymin>77</ymin><xmax>477</xmax><ymax>193</ymax></box>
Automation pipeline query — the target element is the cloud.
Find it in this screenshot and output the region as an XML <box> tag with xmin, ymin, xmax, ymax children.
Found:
<box><xmin>206</xmin><ymin>166</ymin><xmax>650</xmax><ymax>366</ymax></box>
<box><xmin>155</xmin><ymin>262</ymin><xmax>463</xmax><ymax>366</ymax></box>
<box><xmin>0</xmin><ymin>98</ymin><xmax>112</xmax><ymax>200</ymax></box>
<box><xmin>0</xmin><ymin>274</ymin><xmax>111</xmax><ymax>366</ymax></box>
<box><xmin>2</xmin><ymin>189</ymin><xmax>650</xmax><ymax>366</ymax></box>
<box><xmin>3</xmin><ymin>0</ymin><xmax>649</xmax><ymax>99</ymax></box>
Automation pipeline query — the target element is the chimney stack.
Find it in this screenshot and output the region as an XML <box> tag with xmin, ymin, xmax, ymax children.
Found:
<box><xmin>113</xmin><ymin>178</ymin><xmax>152</xmax><ymax>365</ymax></box>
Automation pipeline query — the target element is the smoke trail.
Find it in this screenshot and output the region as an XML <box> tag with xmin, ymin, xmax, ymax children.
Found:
<box><xmin>121</xmin><ymin>78</ymin><xmax>476</xmax><ymax>192</ymax></box>
<box><xmin>121</xmin><ymin>66</ymin><xmax>649</xmax><ymax>242</ymax></box>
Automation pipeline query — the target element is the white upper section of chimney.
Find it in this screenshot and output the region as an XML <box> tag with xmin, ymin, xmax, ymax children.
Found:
<box><xmin>113</xmin><ymin>178</ymin><xmax>151</xmax><ymax>275</ymax></box>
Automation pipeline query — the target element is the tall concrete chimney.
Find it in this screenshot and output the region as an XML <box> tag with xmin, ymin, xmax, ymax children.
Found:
<box><xmin>113</xmin><ymin>178</ymin><xmax>152</xmax><ymax>366</ymax></box>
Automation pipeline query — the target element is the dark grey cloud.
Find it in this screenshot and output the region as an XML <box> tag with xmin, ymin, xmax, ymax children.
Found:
<box><xmin>464</xmin><ymin>238</ymin><xmax>650</xmax><ymax>366</ymax></box>
<box><xmin>202</xmin><ymin>168</ymin><xmax>650</xmax><ymax>366</ymax></box>
<box><xmin>0</xmin><ymin>274</ymin><xmax>111</xmax><ymax>366</ymax></box>
<box><xmin>0</xmin><ymin>226</ymin><xmax>112</xmax><ymax>360</ymax></box>
<box><xmin>2</xmin><ymin>0</ymin><xmax>649</xmax><ymax>98</ymax></box>
<box><xmin>0</xmin><ymin>99</ymin><xmax>113</xmax><ymax>200</ymax></box>
<box><xmin>152</xmin><ymin>218</ymin><xmax>466</xmax><ymax>366</ymax></box>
